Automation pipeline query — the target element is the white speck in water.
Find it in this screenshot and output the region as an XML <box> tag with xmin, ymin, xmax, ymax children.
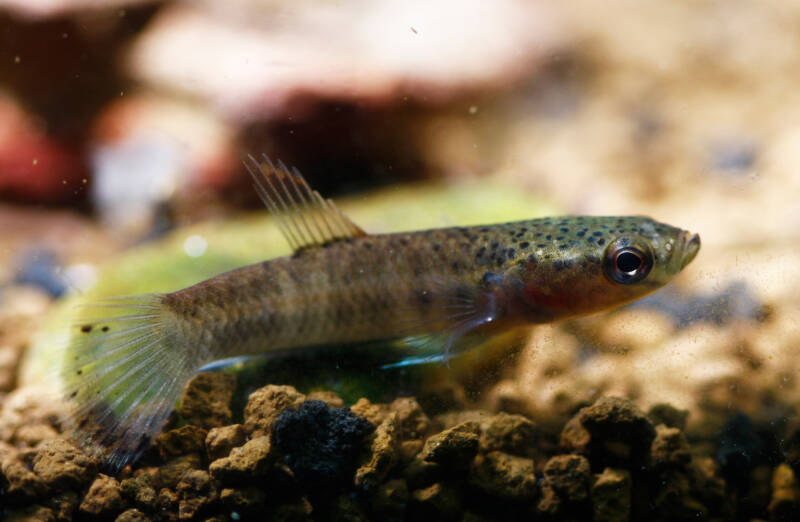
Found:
<box><xmin>32</xmin><ymin>158</ymin><xmax>38</xmax><ymax>165</ymax></box>
<box><xmin>184</xmin><ymin>235</ymin><xmax>208</xmax><ymax>257</ymax></box>
<box><xmin>469</xmin><ymin>105</ymin><xmax>478</xmax><ymax>114</ymax></box>
<box><xmin>14</xmin><ymin>56</ymin><xmax>20</xmax><ymax>64</ymax></box>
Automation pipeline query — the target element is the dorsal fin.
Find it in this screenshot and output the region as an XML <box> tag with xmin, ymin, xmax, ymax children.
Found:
<box><xmin>244</xmin><ymin>154</ymin><xmax>367</xmax><ymax>252</ymax></box>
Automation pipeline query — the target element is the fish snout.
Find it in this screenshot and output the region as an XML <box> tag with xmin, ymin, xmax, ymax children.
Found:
<box><xmin>678</xmin><ymin>231</ymin><xmax>701</xmax><ymax>269</ymax></box>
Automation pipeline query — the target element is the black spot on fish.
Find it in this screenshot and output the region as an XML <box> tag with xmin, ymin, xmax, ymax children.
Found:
<box><xmin>507</xmin><ymin>248</ymin><xmax>516</xmax><ymax>258</ymax></box>
<box><xmin>537</xmin><ymin>243</ymin><xmax>547</xmax><ymax>248</ymax></box>
<box><xmin>519</xmin><ymin>241</ymin><xmax>530</xmax><ymax>249</ymax></box>
<box><xmin>576</xmin><ymin>230</ymin><xmax>586</xmax><ymax>237</ymax></box>
<box><xmin>476</xmin><ymin>246</ymin><xmax>487</xmax><ymax>258</ymax></box>
<box><xmin>480</xmin><ymin>227</ymin><xmax>490</xmax><ymax>232</ymax></box>
<box><xmin>553</xmin><ymin>260</ymin><xmax>566</xmax><ymax>270</ymax></box>
<box><xmin>452</xmin><ymin>261</ymin><xmax>461</xmax><ymax>270</ymax></box>
<box><xmin>560</xmin><ymin>227</ymin><xmax>569</xmax><ymax>233</ymax></box>
<box><xmin>556</xmin><ymin>236</ymin><xmax>564</xmax><ymax>241</ymax></box>
<box><xmin>597</xmin><ymin>238</ymin><xmax>606</xmax><ymax>246</ymax></box>
<box><xmin>545</xmin><ymin>235</ymin><xmax>552</xmax><ymax>240</ymax></box>
<box><xmin>399</xmin><ymin>237</ymin><xmax>409</xmax><ymax>246</ymax></box>
<box><xmin>76</xmin><ymin>369</ymin><xmax>83</xmax><ymax>375</ymax></box>
<box><xmin>69</xmin><ymin>391</ymin><xmax>77</xmax><ymax>398</ymax></box>
<box><xmin>527</xmin><ymin>253</ymin><xmax>538</xmax><ymax>264</ymax></box>
<box><xmin>559</xmin><ymin>244</ymin><xmax>570</xmax><ymax>250</ymax></box>
<box><xmin>587</xmin><ymin>254</ymin><xmax>601</xmax><ymax>264</ymax></box>
<box><xmin>520</xmin><ymin>227</ymin><xmax>528</xmax><ymax>233</ymax></box>
<box><xmin>535</xmin><ymin>232</ymin><xmax>543</xmax><ymax>237</ymax></box>
<box><xmin>433</xmin><ymin>244</ymin><xmax>441</xmax><ymax>252</ymax></box>
<box><xmin>102</xmin><ymin>326</ymin><xmax>109</xmax><ymax>332</ymax></box>
<box><xmin>593</xmin><ymin>231</ymin><xmax>603</xmax><ymax>237</ymax></box>
<box><xmin>81</xmin><ymin>325</ymin><xmax>92</xmax><ymax>333</ymax></box>
<box><xmin>491</xmin><ymin>241</ymin><xmax>499</xmax><ymax>249</ymax></box>
<box><xmin>363</xmin><ymin>242</ymin><xmax>372</xmax><ymax>249</ymax></box>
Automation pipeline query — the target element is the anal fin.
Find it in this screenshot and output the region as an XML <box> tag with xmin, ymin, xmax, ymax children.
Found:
<box><xmin>244</xmin><ymin>154</ymin><xmax>367</xmax><ymax>253</ymax></box>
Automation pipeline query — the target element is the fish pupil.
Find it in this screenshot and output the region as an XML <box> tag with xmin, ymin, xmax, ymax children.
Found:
<box><xmin>616</xmin><ymin>251</ymin><xmax>641</xmax><ymax>273</ymax></box>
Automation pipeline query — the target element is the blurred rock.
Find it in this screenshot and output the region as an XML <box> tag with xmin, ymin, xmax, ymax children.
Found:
<box><xmin>208</xmin><ymin>436</ymin><xmax>274</xmax><ymax>484</ymax></box>
<box><xmin>420</xmin><ymin>421</ymin><xmax>480</xmax><ymax>469</ymax></box>
<box><xmin>205</xmin><ymin>424</ymin><xmax>246</xmax><ymax>462</ymax></box>
<box><xmin>542</xmin><ymin>454</ymin><xmax>591</xmax><ymax>503</ymax></box>
<box><xmin>243</xmin><ymin>384</ymin><xmax>305</xmax><ymax>437</ymax></box>
<box><xmin>0</xmin><ymin>94</ymin><xmax>86</xmax><ymax>204</ymax></box>
<box><xmin>32</xmin><ymin>438</ymin><xmax>97</xmax><ymax>490</ymax></box>
<box><xmin>129</xmin><ymin>1</ymin><xmax>566</xmax><ymax>121</ymax></box>
<box><xmin>154</xmin><ymin>425</ymin><xmax>207</xmax><ymax>461</ymax></box>
<box><xmin>591</xmin><ymin>468</ymin><xmax>631</xmax><ymax>522</ymax></box>
<box><xmin>355</xmin><ymin>412</ymin><xmax>400</xmax><ymax>491</ymax></box>
<box><xmin>469</xmin><ymin>451</ymin><xmax>537</xmax><ymax>502</ymax></box>
<box><xmin>561</xmin><ymin>397</ymin><xmax>656</xmax><ymax>470</ymax></box>
<box><xmin>78</xmin><ymin>474</ymin><xmax>126</xmax><ymax>518</ymax></box>
<box><xmin>768</xmin><ymin>463</ymin><xmax>800</xmax><ymax>521</ymax></box>
<box><xmin>409</xmin><ymin>482</ymin><xmax>462</xmax><ymax>522</ymax></box>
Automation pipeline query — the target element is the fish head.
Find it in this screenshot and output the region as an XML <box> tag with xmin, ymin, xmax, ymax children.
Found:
<box><xmin>514</xmin><ymin>216</ymin><xmax>700</xmax><ymax>321</ymax></box>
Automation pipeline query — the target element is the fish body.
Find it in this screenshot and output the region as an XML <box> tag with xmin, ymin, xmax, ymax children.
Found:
<box><xmin>62</xmin><ymin>157</ymin><xmax>700</xmax><ymax>469</ymax></box>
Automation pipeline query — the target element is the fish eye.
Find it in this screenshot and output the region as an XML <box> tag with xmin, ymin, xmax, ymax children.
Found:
<box><xmin>603</xmin><ymin>240</ymin><xmax>653</xmax><ymax>284</ymax></box>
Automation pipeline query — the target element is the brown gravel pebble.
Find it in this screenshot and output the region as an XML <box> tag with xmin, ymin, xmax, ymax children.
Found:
<box><xmin>243</xmin><ymin>385</ymin><xmax>306</xmax><ymax>436</ymax></box>
<box><xmin>205</xmin><ymin>424</ymin><xmax>246</xmax><ymax>461</ymax></box>
<box><xmin>179</xmin><ymin>372</ymin><xmax>237</xmax><ymax>430</ymax></box>
<box><xmin>591</xmin><ymin>468</ymin><xmax>631</xmax><ymax>522</ymax></box>
<box><xmin>420</xmin><ymin>421</ymin><xmax>480</xmax><ymax>469</ymax></box>
<box><xmin>355</xmin><ymin>413</ymin><xmax>400</xmax><ymax>491</ymax></box>
<box><xmin>157</xmin><ymin>454</ymin><xmax>204</xmax><ymax>490</ymax></box>
<box><xmin>220</xmin><ymin>486</ymin><xmax>267</xmax><ymax>512</ymax></box>
<box><xmin>410</xmin><ymin>482</ymin><xmax>462</xmax><ymax>522</ymax></box>
<box><xmin>32</xmin><ymin>438</ymin><xmax>97</xmax><ymax>491</ymax></box>
<box><xmin>469</xmin><ymin>450</ymin><xmax>537</xmax><ymax>501</ymax></box>
<box><xmin>120</xmin><ymin>471</ymin><xmax>158</xmax><ymax>511</ymax></box>
<box><xmin>479</xmin><ymin>412</ymin><xmax>537</xmax><ymax>456</ymax></box>
<box><xmin>650</xmin><ymin>424</ymin><xmax>691</xmax><ymax>469</ymax></box>
<box><xmin>561</xmin><ymin>397</ymin><xmax>656</xmax><ymax>469</ymax></box>
<box><xmin>45</xmin><ymin>491</ymin><xmax>80</xmax><ymax>521</ymax></box>
<box><xmin>2</xmin><ymin>454</ymin><xmax>47</xmax><ymax>501</ymax></box>
<box><xmin>5</xmin><ymin>504</ymin><xmax>57</xmax><ymax>522</ymax></box>
<box><xmin>209</xmin><ymin>436</ymin><xmax>275</xmax><ymax>483</ymax></box>
<box><xmin>78</xmin><ymin>474</ymin><xmax>126</xmax><ymax>518</ymax></box>
<box><xmin>542</xmin><ymin>454</ymin><xmax>591</xmax><ymax>502</ymax></box>
<box><xmin>350</xmin><ymin>397</ymin><xmax>390</xmax><ymax>427</ymax></box>
<box><xmin>389</xmin><ymin>397</ymin><xmax>431</xmax><ymax>440</ymax></box>
<box><xmin>329</xmin><ymin>494</ymin><xmax>369</xmax><ymax>522</ymax></box>
<box><xmin>371</xmin><ymin>478</ymin><xmax>409</xmax><ymax>517</ymax></box>
<box><xmin>647</xmin><ymin>403</ymin><xmax>689</xmax><ymax>431</ymax></box>
<box><xmin>768</xmin><ymin>463</ymin><xmax>800</xmax><ymax>520</ymax></box>
<box><xmin>115</xmin><ymin>509</ymin><xmax>152</xmax><ymax>522</ymax></box>
<box><xmin>155</xmin><ymin>425</ymin><xmax>208</xmax><ymax>460</ymax></box>
<box><xmin>176</xmin><ymin>469</ymin><xmax>219</xmax><ymax>519</ymax></box>
<box><xmin>307</xmin><ymin>390</ymin><xmax>345</xmax><ymax>408</ymax></box>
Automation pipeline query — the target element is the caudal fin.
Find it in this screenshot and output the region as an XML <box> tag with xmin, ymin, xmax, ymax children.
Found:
<box><xmin>61</xmin><ymin>295</ymin><xmax>197</xmax><ymax>471</ymax></box>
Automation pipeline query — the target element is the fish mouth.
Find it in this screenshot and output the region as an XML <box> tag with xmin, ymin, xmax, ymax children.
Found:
<box><xmin>676</xmin><ymin>231</ymin><xmax>701</xmax><ymax>270</ymax></box>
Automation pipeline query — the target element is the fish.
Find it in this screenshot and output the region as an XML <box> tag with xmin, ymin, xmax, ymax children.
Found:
<box><xmin>61</xmin><ymin>155</ymin><xmax>701</xmax><ymax>470</ymax></box>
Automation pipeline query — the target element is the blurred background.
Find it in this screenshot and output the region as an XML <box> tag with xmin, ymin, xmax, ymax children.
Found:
<box><xmin>2</xmin><ymin>0</ymin><xmax>800</xmax><ymax>518</ymax></box>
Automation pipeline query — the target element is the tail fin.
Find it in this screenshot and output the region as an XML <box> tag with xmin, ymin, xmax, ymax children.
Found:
<box><xmin>60</xmin><ymin>295</ymin><xmax>197</xmax><ymax>471</ymax></box>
